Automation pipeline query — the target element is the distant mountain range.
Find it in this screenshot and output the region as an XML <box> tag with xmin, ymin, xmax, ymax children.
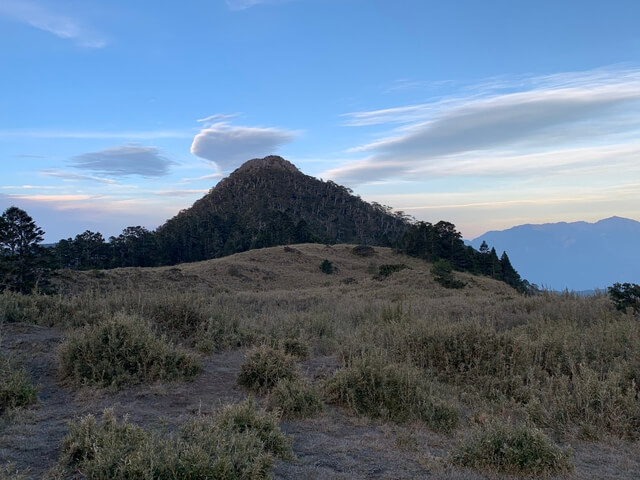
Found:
<box><xmin>469</xmin><ymin>217</ymin><xmax>640</xmax><ymax>291</ymax></box>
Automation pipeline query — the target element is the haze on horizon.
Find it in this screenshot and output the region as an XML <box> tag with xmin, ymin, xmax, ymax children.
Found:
<box><xmin>1</xmin><ymin>0</ymin><xmax>640</xmax><ymax>242</ymax></box>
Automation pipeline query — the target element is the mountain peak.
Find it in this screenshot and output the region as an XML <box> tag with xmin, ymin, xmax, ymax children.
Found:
<box><xmin>233</xmin><ymin>155</ymin><xmax>300</xmax><ymax>175</ymax></box>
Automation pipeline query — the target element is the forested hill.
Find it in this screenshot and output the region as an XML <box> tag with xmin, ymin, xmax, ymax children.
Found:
<box><xmin>154</xmin><ymin>156</ymin><xmax>409</xmax><ymax>264</ymax></box>
<box><xmin>3</xmin><ymin>156</ymin><xmax>527</xmax><ymax>293</ymax></box>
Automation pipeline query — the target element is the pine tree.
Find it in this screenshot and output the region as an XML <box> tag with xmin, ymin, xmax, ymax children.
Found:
<box><xmin>0</xmin><ymin>206</ymin><xmax>47</xmax><ymax>292</ymax></box>
<box><xmin>500</xmin><ymin>251</ymin><xmax>523</xmax><ymax>290</ymax></box>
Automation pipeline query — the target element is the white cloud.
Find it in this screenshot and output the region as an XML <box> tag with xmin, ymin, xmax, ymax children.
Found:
<box><xmin>0</xmin><ymin>0</ymin><xmax>106</xmax><ymax>48</ymax></box>
<box><xmin>328</xmin><ymin>68</ymin><xmax>640</xmax><ymax>184</ymax></box>
<box><xmin>190</xmin><ymin>120</ymin><xmax>296</xmax><ymax>171</ymax></box>
<box><xmin>70</xmin><ymin>144</ymin><xmax>175</xmax><ymax>177</ymax></box>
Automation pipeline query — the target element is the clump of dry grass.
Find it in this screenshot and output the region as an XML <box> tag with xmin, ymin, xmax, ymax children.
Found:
<box><xmin>451</xmin><ymin>421</ymin><xmax>573</xmax><ymax>476</ymax></box>
<box><xmin>0</xmin><ymin>353</ymin><xmax>37</xmax><ymax>414</ymax></box>
<box><xmin>325</xmin><ymin>351</ymin><xmax>459</xmax><ymax>433</ymax></box>
<box><xmin>57</xmin><ymin>314</ymin><xmax>201</xmax><ymax>388</ymax></box>
<box><xmin>56</xmin><ymin>398</ymin><xmax>292</xmax><ymax>479</ymax></box>
<box><xmin>267</xmin><ymin>378</ymin><xmax>324</xmax><ymax>419</ymax></box>
<box><xmin>237</xmin><ymin>345</ymin><xmax>299</xmax><ymax>394</ymax></box>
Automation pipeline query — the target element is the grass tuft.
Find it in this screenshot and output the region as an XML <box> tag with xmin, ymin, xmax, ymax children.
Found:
<box><xmin>57</xmin><ymin>313</ymin><xmax>201</xmax><ymax>388</ymax></box>
<box><xmin>452</xmin><ymin>421</ymin><xmax>573</xmax><ymax>476</ymax></box>
<box><xmin>0</xmin><ymin>353</ymin><xmax>37</xmax><ymax>414</ymax></box>
<box><xmin>237</xmin><ymin>345</ymin><xmax>299</xmax><ymax>394</ymax></box>
<box><xmin>58</xmin><ymin>399</ymin><xmax>292</xmax><ymax>479</ymax></box>
<box><xmin>267</xmin><ymin>378</ymin><xmax>324</xmax><ymax>418</ymax></box>
<box><xmin>325</xmin><ymin>351</ymin><xmax>459</xmax><ymax>432</ymax></box>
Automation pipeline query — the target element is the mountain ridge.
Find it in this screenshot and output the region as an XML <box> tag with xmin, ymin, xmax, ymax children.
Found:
<box><xmin>470</xmin><ymin>217</ymin><xmax>640</xmax><ymax>290</ymax></box>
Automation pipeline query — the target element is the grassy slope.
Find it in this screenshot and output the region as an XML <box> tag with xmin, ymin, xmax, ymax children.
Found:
<box><xmin>2</xmin><ymin>244</ymin><xmax>640</xmax><ymax>479</ymax></box>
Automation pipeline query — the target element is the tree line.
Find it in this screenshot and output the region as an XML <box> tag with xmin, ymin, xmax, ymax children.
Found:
<box><xmin>396</xmin><ymin>220</ymin><xmax>529</xmax><ymax>292</ymax></box>
<box><xmin>1</xmin><ymin>205</ymin><xmax>530</xmax><ymax>294</ymax></box>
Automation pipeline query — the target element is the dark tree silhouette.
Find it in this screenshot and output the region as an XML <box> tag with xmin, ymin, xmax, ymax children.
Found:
<box><xmin>0</xmin><ymin>206</ymin><xmax>47</xmax><ymax>292</ymax></box>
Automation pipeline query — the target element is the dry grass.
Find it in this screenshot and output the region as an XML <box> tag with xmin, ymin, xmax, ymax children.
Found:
<box><xmin>1</xmin><ymin>243</ymin><xmax>639</xmax><ymax>477</ymax></box>
<box><xmin>55</xmin><ymin>398</ymin><xmax>292</xmax><ymax>479</ymax></box>
<box><xmin>0</xmin><ymin>353</ymin><xmax>38</xmax><ymax>414</ymax></box>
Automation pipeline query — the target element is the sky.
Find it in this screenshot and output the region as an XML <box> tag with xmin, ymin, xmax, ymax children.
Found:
<box><xmin>1</xmin><ymin>0</ymin><xmax>640</xmax><ymax>242</ymax></box>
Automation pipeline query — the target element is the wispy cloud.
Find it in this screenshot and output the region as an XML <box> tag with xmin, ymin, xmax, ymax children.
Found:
<box><xmin>0</xmin><ymin>0</ymin><xmax>106</xmax><ymax>48</ymax></box>
<box><xmin>197</xmin><ymin>113</ymin><xmax>241</xmax><ymax>124</ymax></box>
<box><xmin>179</xmin><ymin>172</ymin><xmax>224</xmax><ymax>184</ymax></box>
<box><xmin>191</xmin><ymin>117</ymin><xmax>296</xmax><ymax>171</ymax></box>
<box><xmin>40</xmin><ymin>169</ymin><xmax>116</xmax><ymax>184</ymax></box>
<box><xmin>71</xmin><ymin>144</ymin><xmax>175</xmax><ymax>177</ymax></box>
<box><xmin>328</xmin><ymin>68</ymin><xmax>640</xmax><ymax>184</ymax></box>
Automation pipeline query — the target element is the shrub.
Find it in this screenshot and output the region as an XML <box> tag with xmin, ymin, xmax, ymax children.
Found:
<box><xmin>237</xmin><ymin>345</ymin><xmax>299</xmax><ymax>394</ymax></box>
<box><xmin>215</xmin><ymin>397</ymin><xmax>294</xmax><ymax>460</ymax></box>
<box><xmin>452</xmin><ymin>421</ymin><xmax>573</xmax><ymax>476</ymax></box>
<box><xmin>351</xmin><ymin>245</ymin><xmax>375</xmax><ymax>257</ymax></box>
<box><xmin>0</xmin><ymin>353</ymin><xmax>37</xmax><ymax>413</ymax></box>
<box><xmin>375</xmin><ymin>264</ymin><xmax>407</xmax><ymax>279</ymax></box>
<box><xmin>431</xmin><ymin>259</ymin><xmax>465</xmax><ymax>289</ymax></box>
<box><xmin>267</xmin><ymin>378</ymin><xmax>324</xmax><ymax>418</ymax></box>
<box><xmin>325</xmin><ymin>352</ymin><xmax>459</xmax><ymax>432</ymax></box>
<box><xmin>57</xmin><ymin>314</ymin><xmax>202</xmax><ymax>388</ymax></box>
<box><xmin>320</xmin><ymin>259</ymin><xmax>334</xmax><ymax>274</ymax></box>
<box><xmin>58</xmin><ymin>399</ymin><xmax>293</xmax><ymax>479</ymax></box>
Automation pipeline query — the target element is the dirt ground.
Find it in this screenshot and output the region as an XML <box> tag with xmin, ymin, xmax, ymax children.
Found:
<box><xmin>2</xmin><ymin>322</ymin><xmax>640</xmax><ymax>480</ymax></box>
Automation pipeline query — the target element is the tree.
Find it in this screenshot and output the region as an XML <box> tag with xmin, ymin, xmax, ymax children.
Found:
<box><xmin>608</xmin><ymin>283</ymin><xmax>640</xmax><ymax>314</ymax></box>
<box><xmin>0</xmin><ymin>207</ymin><xmax>47</xmax><ymax>292</ymax></box>
<box><xmin>500</xmin><ymin>251</ymin><xmax>523</xmax><ymax>291</ymax></box>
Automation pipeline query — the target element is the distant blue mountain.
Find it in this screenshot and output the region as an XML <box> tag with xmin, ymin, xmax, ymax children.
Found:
<box><xmin>469</xmin><ymin>217</ymin><xmax>640</xmax><ymax>291</ymax></box>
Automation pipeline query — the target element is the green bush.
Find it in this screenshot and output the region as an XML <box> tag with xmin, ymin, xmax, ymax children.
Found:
<box><xmin>58</xmin><ymin>399</ymin><xmax>293</xmax><ymax>479</ymax></box>
<box><xmin>320</xmin><ymin>259</ymin><xmax>334</xmax><ymax>274</ymax></box>
<box><xmin>375</xmin><ymin>264</ymin><xmax>407</xmax><ymax>279</ymax></box>
<box><xmin>431</xmin><ymin>259</ymin><xmax>465</xmax><ymax>289</ymax></box>
<box><xmin>0</xmin><ymin>353</ymin><xmax>37</xmax><ymax>413</ymax></box>
<box><xmin>452</xmin><ymin>421</ymin><xmax>573</xmax><ymax>476</ymax></box>
<box><xmin>325</xmin><ymin>352</ymin><xmax>458</xmax><ymax>432</ymax></box>
<box><xmin>57</xmin><ymin>314</ymin><xmax>202</xmax><ymax>388</ymax></box>
<box><xmin>267</xmin><ymin>378</ymin><xmax>324</xmax><ymax>418</ymax></box>
<box><xmin>237</xmin><ymin>346</ymin><xmax>300</xmax><ymax>394</ymax></box>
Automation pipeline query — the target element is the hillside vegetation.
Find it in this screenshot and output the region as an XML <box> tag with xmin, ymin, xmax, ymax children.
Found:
<box><xmin>2</xmin><ymin>244</ymin><xmax>639</xmax><ymax>478</ymax></box>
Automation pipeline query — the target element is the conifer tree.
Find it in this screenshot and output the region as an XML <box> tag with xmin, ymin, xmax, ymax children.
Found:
<box><xmin>0</xmin><ymin>206</ymin><xmax>47</xmax><ymax>292</ymax></box>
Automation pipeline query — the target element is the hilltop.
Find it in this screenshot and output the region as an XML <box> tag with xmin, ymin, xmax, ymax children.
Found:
<box><xmin>154</xmin><ymin>156</ymin><xmax>409</xmax><ymax>264</ymax></box>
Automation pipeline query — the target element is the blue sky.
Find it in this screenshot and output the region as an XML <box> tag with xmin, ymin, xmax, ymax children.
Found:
<box><xmin>1</xmin><ymin>0</ymin><xmax>640</xmax><ymax>242</ymax></box>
